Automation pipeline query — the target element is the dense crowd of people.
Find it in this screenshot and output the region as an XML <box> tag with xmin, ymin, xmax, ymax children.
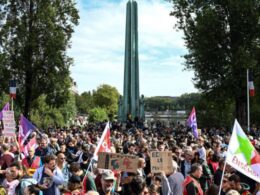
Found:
<box><xmin>0</xmin><ymin>120</ymin><xmax>259</xmax><ymax>195</ymax></box>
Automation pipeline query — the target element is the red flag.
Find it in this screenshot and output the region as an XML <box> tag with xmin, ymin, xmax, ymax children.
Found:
<box><xmin>93</xmin><ymin>122</ymin><xmax>111</xmax><ymax>159</ymax></box>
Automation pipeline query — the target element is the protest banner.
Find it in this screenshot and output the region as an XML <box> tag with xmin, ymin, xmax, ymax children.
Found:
<box><xmin>226</xmin><ymin>119</ymin><xmax>260</xmax><ymax>183</ymax></box>
<box><xmin>150</xmin><ymin>151</ymin><xmax>173</xmax><ymax>174</ymax></box>
<box><xmin>97</xmin><ymin>152</ymin><xmax>139</xmax><ymax>173</ymax></box>
<box><xmin>2</xmin><ymin>111</ymin><xmax>16</xmax><ymax>136</ymax></box>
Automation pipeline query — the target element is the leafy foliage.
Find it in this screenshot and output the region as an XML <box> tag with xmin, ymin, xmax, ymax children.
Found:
<box><xmin>75</xmin><ymin>91</ymin><xmax>94</xmax><ymax>114</ymax></box>
<box><xmin>0</xmin><ymin>0</ymin><xmax>79</xmax><ymax>117</ymax></box>
<box><xmin>30</xmin><ymin>93</ymin><xmax>77</xmax><ymax>128</ymax></box>
<box><xmin>170</xmin><ymin>0</ymin><xmax>260</xmax><ymax>125</ymax></box>
<box><xmin>88</xmin><ymin>107</ymin><xmax>108</xmax><ymax>123</ymax></box>
<box><xmin>93</xmin><ymin>84</ymin><xmax>120</xmax><ymax>120</ymax></box>
<box><xmin>144</xmin><ymin>96</ymin><xmax>176</xmax><ymax>111</ymax></box>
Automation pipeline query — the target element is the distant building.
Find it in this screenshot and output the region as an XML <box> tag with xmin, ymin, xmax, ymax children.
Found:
<box><xmin>70</xmin><ymin>81</ymin><xmax>79</xmax><ymax>94</ymax></box>
<box><xmin>145</xmin><ymin>110</ymin><xmax>188</xmax><ymax>127</ymax></box>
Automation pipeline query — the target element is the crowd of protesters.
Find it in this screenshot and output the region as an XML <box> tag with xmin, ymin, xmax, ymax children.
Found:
<box><xmin>0</xmin><ymin>118</ymin><xmax>259</xmax><ymax>195</ymax></box>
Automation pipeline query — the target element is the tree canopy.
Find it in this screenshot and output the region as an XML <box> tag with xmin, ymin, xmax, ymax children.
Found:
<box><xmin>0</xmin><ymin>0</ymin><xmax>79</xmax><ymax>118</ymax></box>
<box><xmin>170</xmin><ymin>0</ymin><xmax>260</xmax><ymax>126</ymax></box>
<box><xmin>93</xmin><ymin>84</ymin><xmax>120</xmax><ymax>120</ymax></box>
<box><xmin>88</xmin><ymin>107</ymin><xmax>108</xmax><ymax>123</ymax></box>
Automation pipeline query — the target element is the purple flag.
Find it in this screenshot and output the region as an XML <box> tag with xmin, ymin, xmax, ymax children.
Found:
<box><xmin>19</xmin><ymin>116</ymin><xmax>36</xmax><ymax>146</ymax></box>
<box><xmin>187</xmin><ymin>107</ymin><xmax>198</xmax><ymax>139</ymax></box>
<box><xmin>0</xmin><ymin>103</ymin><xmax>10</xmax><ymax>120</ymax></box>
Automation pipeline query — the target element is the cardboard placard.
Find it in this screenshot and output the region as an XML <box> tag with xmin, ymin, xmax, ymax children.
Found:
<box><xmin>97</xmin><ymin>152</ymin><xmax>139</xmax><ymax>173</ymax></box>
<box><xmin>2</xmin><ymin>111</ymin><xmax>16</xmax><ymax>136</ymax></box>
<box><xmin>150</xmin><ymin>151</ymin><xmax>173</xmax><ymax>174</ymax></box>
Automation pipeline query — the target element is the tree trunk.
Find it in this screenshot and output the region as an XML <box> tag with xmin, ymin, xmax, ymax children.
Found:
<box><xmin>24</xmin><ymin>0</ymin><xmax>34</xmax><ymax>119</ymax></box>
<box><xmin>235</xmin><ymin>97</ymin><xmax>247</xmax><ymax>128</ymax></box>
<box><xmin>24</xmin><ymin>71</ymin><xmax>33</xmax><ymax>118</ymax></box>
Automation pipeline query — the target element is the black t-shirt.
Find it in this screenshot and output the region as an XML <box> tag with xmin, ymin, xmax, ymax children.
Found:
<box><xmin>40</xmin><ymin>168</ymin><xmax>55</xmax><ymax>195</ymax></box>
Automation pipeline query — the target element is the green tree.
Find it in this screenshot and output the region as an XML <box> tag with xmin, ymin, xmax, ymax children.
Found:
<box><xmin>145</xmin><ymin>96</ymin><xmax>177</xmax><ymax>111</ymax></box>
<box><xmin>0</xmin><ymin>93</ymin><xmax>10</xmax><ymax>108</ymax></box>
<box><xmin>171</xmin><ymin>0</ymin><xmax>260</xmax><ymax>126</ymax></box>
<box><xmin>175</xmin><ymin>93</ymin><xmax>201</xmax><ymax>110</ymax></box>
<box><xmin>0</xmin><ymin>0</ymin><xmax>79</xmax><ymax>118</ymax></box>
<box><xmin>88</xmin><ymin>107</ymin><xmax>108</xmax><ymax>123</ymax></box>
<box><xmin>93</xmin><ymin>84</ymin><xmax>120</xmax><ymax>120</ymax></box>
<box><xmin>76</xmin><ymin>91</ymin><xmax>94</xmax><ymax>114</ymax></box>
<box><xmin>59</xmin><ymin>92</ymin><xmax>77</xmax><ymax>124</ymax></box>
<box><xmin>30</xmin><ymin>93</ymin><xmax>77</xmax><ymax>128</ymax></box>
<box><xmin>196</xmin><ymin>95</ymin><xmax>234</xmax><ymax>128</ymax></box>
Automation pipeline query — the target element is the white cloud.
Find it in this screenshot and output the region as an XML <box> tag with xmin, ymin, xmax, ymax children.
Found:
<box><xmin>69</xmin><ymin>0</ymin><xmax>197</xmax><ymax>96</ymax></box>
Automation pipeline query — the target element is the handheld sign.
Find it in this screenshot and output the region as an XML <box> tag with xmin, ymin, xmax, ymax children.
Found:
<box><xmin>97</xmin><ymin>152</ymin><xmax>139</xmax><ymax>173</ymax></box>
<box><xmin>2</xmin><ymin>111</ymin><xmax>16</xmax><ymax>136</ymax></box>
<box><xmin>150</xmin><ymin>151</ymin><xmax>173</xmax><ymax>174</ymax></box>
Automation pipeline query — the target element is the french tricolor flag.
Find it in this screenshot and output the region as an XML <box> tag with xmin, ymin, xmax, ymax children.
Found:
<box><xmin>249</xmin><ymin>71</ymin><xmax>255</xmax><ymax>97</ymax></box>
<box><xmin>9</xmin><ymin>80</ymin><xmax>16</xmax><ymax>99</ymax></box>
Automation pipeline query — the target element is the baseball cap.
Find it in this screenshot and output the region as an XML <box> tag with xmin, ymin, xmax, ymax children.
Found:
<box><xmin>102</xmin><ymin>170</ymin><xmax>115</xmax><ymax>181</ymax></box>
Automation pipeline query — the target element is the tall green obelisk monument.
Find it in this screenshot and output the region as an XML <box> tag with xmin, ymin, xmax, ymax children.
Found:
<box><xmin>118</xmin><ymin>0</ymin><xmax>145</xmax><ymax>122</ymax></box>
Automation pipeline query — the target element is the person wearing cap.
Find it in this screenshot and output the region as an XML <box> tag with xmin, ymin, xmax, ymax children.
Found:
<box><xmin>98</xmin><ymin>170</ymin><xmax>119</xmax><ymax>195</ymax></box>
<box><xmin>183</xmin><ymin>163</ymin><xmax>203</xmax><ymax>195</ymax></box>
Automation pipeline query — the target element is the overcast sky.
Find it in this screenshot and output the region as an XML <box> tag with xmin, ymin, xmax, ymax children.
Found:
<box><xmin>68</xmin><ymin>0</ymin><xmax>198</xmax><ymax>97</ymax></box>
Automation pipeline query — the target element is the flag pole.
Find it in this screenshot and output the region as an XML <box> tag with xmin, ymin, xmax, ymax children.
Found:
<box><xmin>11</xmin><ymin>97</ymin><xmax>13</xmax><ymax>111</ymax></box>
<box><xmin>218</xmin><ymin>159</ymin><xmax>228</xmax><ymax>195</ymax></box>
<box><xmin>247</xmin><ymin>69</ymin><xmax>250</xmax><ymax>132</ymax></box>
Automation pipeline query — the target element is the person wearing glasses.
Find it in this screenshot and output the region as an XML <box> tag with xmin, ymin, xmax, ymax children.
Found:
<box><xmin>35</xmin><ymin>138</ymin><xmax>53</xmax><ymax>161</ymax></box>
